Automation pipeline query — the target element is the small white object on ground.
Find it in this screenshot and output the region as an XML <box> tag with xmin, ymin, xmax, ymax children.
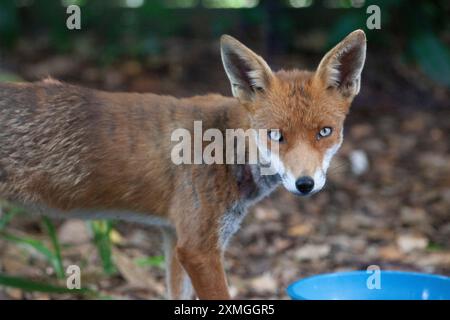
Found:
<box><xmin>250</xmin><ymin>273</ymin><xmax>277</xmax><ymax>293</ymax></box>
<box><xmin>294</xmin><ymin>244</ymin><xmax>331</xmax><ymax>261</ymax></box>
<box><xmin>349</xmin><ymin>149</ymin><xmax>369</xmax><ymax>175</ymax></box>
<box><xmin>397</xmin><ymin>234</ymin><xmax>429</xmax><ymax>253</ymax></box>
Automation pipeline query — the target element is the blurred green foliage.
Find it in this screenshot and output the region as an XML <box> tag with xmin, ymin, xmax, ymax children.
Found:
<box><xmin>0</xmin><ymin>274</ymin><xmax>92</xmax><ymax>295</ymax></box>
<box><xmin>328</xmin><ymin>0</ymin><xmax>450</xmax><ymax>87</ymax></box>
<box><xmin>0</xmin><ymin>204</ymin><xmax>108</xmax><ymax>297</ymax></box>
<box><xmin>0</xmin><ymin>0</ymin><xmax>448</xmax><ymax>85</ymax></box>
<box><xmin>89</xmin><ymin>220</ymin><xmax>117</xmax><ymax>275</ymax></box>
<box><xmin>0</xmin><ymin>208</ymin><xmax>65</xmax><ymax>279</ymax></box>
<box><xmin>135</xmin><ymin>255</ymin><xmax>165</xmax><ymax>269</ymax></box>
<box><xmin>42</xmin><ymin>216</ymin><xmax>65</xmax><ymax>279</ymax></box>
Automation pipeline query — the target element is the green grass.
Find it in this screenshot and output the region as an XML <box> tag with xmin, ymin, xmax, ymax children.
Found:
<box><xmin>0</xmin><ymin>72</ymin><xmax>22</xmax><ymax>83</ymax></box>
<box><xmin>0</xmin><ymin>274</ymin><xmax>91</xmax><ymax>295</ymax></box>
<box><xmin>1</xmin><ymin>231</ymin><xmax>65</xmax><ymax>279</ymax></box>
<box><xmin>89</xmin><ymin>220</ymin><xmax>117</xmax><ymax>275</ymax></box>
<box><xmin>1</xmin><ymin>204</ymin><xmax>118</xmax><ymax>278</ymax></box>
<box><xmin>427</xmin><ymin>242</ymin><xmax>445</xmax><ymax>252</ymax></box>
<box><xmin>0</xmin><ymin>205</ymin><xmax>65</xmax><ymax>279</ymax></box>
<box><xmin>42</xmin><ymin>217</ymin><xmax>65</xmax><ymax>279</ymax></box>
<box><xmin>0</xmin><ymin>204</ymin><xmax>117</xmax><ymax>298</ymax></box>
<box><xmin>134</xmin><ymin>255</ymin><xmax>165</xmax><ymax>269</ymax></box>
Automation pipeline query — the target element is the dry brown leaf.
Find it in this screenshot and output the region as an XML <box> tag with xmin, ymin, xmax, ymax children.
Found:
<box><xmin>112</xmin><ymin>248</ymin><xmax>165</xmax><ymax>296</ymax></box>
<box><xmin>287</xmin><ymin>224</ymin><xmax>312</xmax><ymax>237</ymax></box>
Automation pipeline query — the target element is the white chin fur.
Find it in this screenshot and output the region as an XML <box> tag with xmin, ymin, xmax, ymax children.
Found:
<box><xmin>312</xmin><ymin>169</ymin><xmax>326</xmax><ymax>193</ymax></box>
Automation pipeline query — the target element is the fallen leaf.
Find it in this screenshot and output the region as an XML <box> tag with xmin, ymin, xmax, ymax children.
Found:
<box><xmin>254</xmin><ymin>207</ymin><xmax>280</xmax><ymax>221</ymax></box>
<box><xmin>378</xmin><ymin>245</ymin><xmax>404</xmax><ymax>261</ymax></box>
<box><xmin>400</xmin><ymin>207</ymin><xmax>427</xmax><ymax>225</ymax></box>
<box><xmin>294</xmin><ymin>244</ymin><xmax>331</xmax><ymax>261</ymax></box>
<box><xmin>250</xmin><ymin>273</ymin><xmax>277</xmax><ymax>293</ymax></box>
<box><xmin>397</xmin><ymin>234</ymin><xmax>429</xmax><ymax>253</ymax></box>
<box><xmin>58</xmin><ymin>220</ymin><xmax>90</xmax><ymax>245</ymax></box>
<box><xmin>287</xmin><ymin>223</ymin><xmax>312</xmax><ymax>237</ymax></box>
<box><xmin>112</xmin><ymin>248</ymin><xmax>165</xmax><ymax>296</ymax></box>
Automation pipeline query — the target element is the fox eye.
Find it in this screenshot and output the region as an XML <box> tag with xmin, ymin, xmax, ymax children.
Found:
<box><xmin>251</xmin><ymin>85</ymin><xmax>264</xmax><ymax>93</ymax></box>
<box><xmin>268</xmin><ymin>129</ymin><xmax>283</xmax><ymax>142</ymax></box>
<box><xmin>318</xmin><ymin>127</ymin><xmax>333</xmax><ymax>139</ymax></box>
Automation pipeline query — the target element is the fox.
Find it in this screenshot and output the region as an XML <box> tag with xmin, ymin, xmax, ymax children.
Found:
<box><xmin>0</xmin><ymin>30</ymin><xmax>366</xmax><ymax>299</ymax></box>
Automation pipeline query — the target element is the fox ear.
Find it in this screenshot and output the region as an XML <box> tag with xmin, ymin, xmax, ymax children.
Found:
<box><xmin>315</xmin><ymin>30</ymin><xmax>366</xmax><ymax>97</ymax></box>
<box><xmin>221</xmin><ymin>35</ymin><xmax>273</xmax><ymax>101</ymax></box>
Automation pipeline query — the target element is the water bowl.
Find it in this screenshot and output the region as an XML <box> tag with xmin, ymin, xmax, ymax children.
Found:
<box><xmin>287</xmin><ymin>270</ymin><xmax>450</xmax><ymax>300</ymax></box>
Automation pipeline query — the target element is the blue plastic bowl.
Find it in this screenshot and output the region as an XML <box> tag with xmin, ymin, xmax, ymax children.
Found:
<box><xmin>287</xmin><ymin>271</ymin><xmax>450</xmax><ymax>300</ymax></box>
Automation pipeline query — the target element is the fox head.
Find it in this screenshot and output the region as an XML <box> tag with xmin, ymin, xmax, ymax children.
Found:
<box><xmin>221</xmin><ymin>30</ymin><xmax>366</xmax><ymax>196</ymax></box>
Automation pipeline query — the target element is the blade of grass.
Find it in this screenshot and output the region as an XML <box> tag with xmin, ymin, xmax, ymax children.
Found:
<box><xmin>1</xmin><ymin>232</ymin><xmax>55</xmax><ymax>259</ymax></box>
<box><xmin>0</xmin><ymin>274</ymin><xmax>91</xmax><ymax>295</ymax></box>
<box><xmin>89</xmin><ymin>220</ymin><xmax>116</xmax><ymax>275</ymax></box>
<box><xmin>134</xmin><ymin>255</ymin><xmax>165</xmax><ymax>269</ymax></box>
<box><xmin>42</xmin><ymin>217</ymin><xmax>64</xmax><ymax>279</ymax></box>
<box><xmin>0</xmin><ymin>232</ymin><xmax>63</xmax><ymax>279</ymax></box>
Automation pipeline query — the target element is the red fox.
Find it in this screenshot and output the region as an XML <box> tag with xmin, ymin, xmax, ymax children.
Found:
<box><xmin>0</xmin><ymin>30</ymin><xmax>366</xmax><ymax>299</ymax></box>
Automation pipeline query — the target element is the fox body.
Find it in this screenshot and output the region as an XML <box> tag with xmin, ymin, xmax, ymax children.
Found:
<box><xmin>0</xmin><ymin>30</ymin><xmax>366</xmax><ymax>299</ymax></box>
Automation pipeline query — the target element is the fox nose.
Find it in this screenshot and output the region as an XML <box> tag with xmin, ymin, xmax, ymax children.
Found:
<box><xmin>295</xmin><ymin>176</ymin><xmax>315</xmax><ymax>194</ymax></box>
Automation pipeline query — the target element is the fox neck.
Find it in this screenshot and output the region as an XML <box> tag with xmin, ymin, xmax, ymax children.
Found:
<box><xmin>222</xmin><ymin>102</ymin><xmax>282</xmax><ymax>204</ymax></box>
<box><xmin>234</xmin><ymin>163</ymin><xmax>281</xmax><ymax>204</ymax></box>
